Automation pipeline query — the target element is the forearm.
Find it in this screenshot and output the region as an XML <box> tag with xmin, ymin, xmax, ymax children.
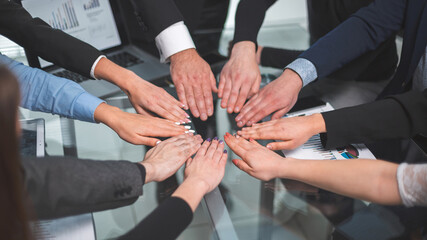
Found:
<box><xmin>281</xmin><ymin>158</ymin><xmax>402</xmax><ymax>205</ymax></box>
<box><xmin>93</xmin><ymin>58</ymin><xmax>136</xmax><ymax>92</ymax></box>
<box><xmin>0</xmin><ymin>55</ymin><xmax>103</xmax><ymax>122</ymax></box>
<box><xmin>22</xmin><ymin>156</ymin><xmax>144</xmax><ymax>219</ymax></box>
<box><xmin>320</xmin><ymin>90</ymin><xmax>427</xmax><ymax>148</ymax></box>
<box><xmin>233</xmin><ymin>0</ymin><xmax>277</xmax><ymax>44</ymax></box>
<box><xmin>172</xmin><ymin>178</ymin><xmax>209</xmax><ymax>212</ymax></box>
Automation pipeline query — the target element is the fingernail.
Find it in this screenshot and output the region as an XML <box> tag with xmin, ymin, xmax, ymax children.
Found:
<box><xmin>228</xmin><ymin>108</ymin><xmax>233</xmax><ymax>113</ymax></box>
<box><xmin>185</xmin><ymin>126</ymin><xmax>191</xmax><ymax>129</ymax></box>
<box><xmin>213</xmin><ymin>137</ymin><xmax>218</xmax><ymax>141</ymax></box>
<box><xmin>175</xmin><ymin>122</ymin><xmax>181</xmax><ymax>125</ymax></box>
<box><xmin>247</xmin><ymin>121</ymin><xmax>252</xmax><ymax>126</ymax></box>
<box><xmin>219</xmin><ymin>140</ymin><xmax>224</xmax><ymax>144</ymax></box>
<box><xmin>235</xmin><ymin>115</ymin><xmax>242</xmax><ymax>121</ymax></box>
<box><xmin>267</xmin><ymin>145</ymin><xmax>272</xmax><ymax>150</ymax></box>
<box><xmin>156</xmin><ymin>140</ymin><xmax>161</xmax><ymax>145</ymax></box>
<box><xmin>185</xmin><ymin>130</ymin><xmax>195</xmax><ymax>134</ymax></box>
<box><xmin>234</xmin><ymin>107</ymin><xmax>239</xmax><ymax>112</ymax></box>
<box><xmin>232</xmin><ymin>159</ymin><xmax>237</xmax><ymax>165</ymax></box>
<box><xmin>186</xmin><ymin>119</ymin><xmax>192</xmax><ymax>123</ymax></box>
<box><xmin>181</xmin><ymin>103</ymin><xmax>186</xmax><ymax>108</ymax></box>
<box><xmin>180</xmin><ymin>120</ymin><xmax>186</xmax><ymax>124</ymax></box>
<box><xmin>224</xmin><ymin>150</ymin><xmax>227</xmax><ymax>153</ymax></box>
<box><xmin>206</xmin><ymin>138</ymin><xmax>212</xmax><ymax>142</ymax></box>
<box><xmin>250</xmin><ymin>138</ymin><xmax>254</xmax><ymax>142</ymax></box>
<box><xmin>236</xmin><ymin>135</ymin><xmax>240</xmax><ymax>139</ymax></box>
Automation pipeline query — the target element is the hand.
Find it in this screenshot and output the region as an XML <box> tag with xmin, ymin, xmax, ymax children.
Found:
<box><xmin>235</xmin><ymin>69</ymin><xmax>303</xmax><ymax>127</ymax></box>
<box><xmin>141</xmin><ymin>134</ymin><xmax>203</xmax><ymax>183</ymax></box>
<box><xmin>237</xmin><ymin>113</ymin><xmax>326</xmax><ymax>150</ymax></box>
<box><xmin>93</xmin><ymin>58</ymin><xmax>189</xmax><ymax>123</ymax></box>
<box><xmin>224</xmin><ymin>133</ymin><xmax>286</xmax><ymax>181</ymax></box>
<box><xmin>170</xmin><ymin>49</ymin><xmax>218</xmax><ymax>121</ymax></box>
<box><xmin>184</xmin><ymin>138</ymin><xmax>228</xmax><ymax>194</ymax></box>
<box><xmin>94</xmin><ymin>103</ymin><xmax>190</xmax><ymax>146</ymax></box>
<box><xmin>219</xmin><ymin>41</ymin><xmax>261</xmax><ymax>113</ymax></box>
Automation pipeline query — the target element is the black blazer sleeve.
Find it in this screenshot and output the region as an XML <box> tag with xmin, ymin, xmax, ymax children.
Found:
<box><xmin>119</xmin><ymin>197</ymin><xmax>193</xmax><ymax>240</ymax></box>
<box><xmin>134</xmin><ymin>0</ymin><xmax>185</xmax><ymax>37</ymax></box>
<box><xmin>0</xmin><ymin>0</ymin><xmax>102</xmax><ymax>78</ymax></box>
<box><xmin>320</xmin><ymin>89</ymin><xmax>427</xmax><ymax>148</ymax></box>
<box><xmin>22</xmin><ymin>156</ymin><xmax>145</xmax><ymax>220</ymax></box>
<box><xmin>232</xmin><ymin>0</ymin><xmax>277</xmax><ymax>45</ymax></box>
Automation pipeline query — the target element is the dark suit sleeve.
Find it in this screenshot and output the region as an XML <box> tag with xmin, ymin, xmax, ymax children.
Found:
<box><xmin>0</xmin><ymin>0</ymin><xmax>102</xmax><ymax>78</ymax></box>
<box><xmin>22</xmin><ymin>156</ymin><xmax>145</xmax><ymax>220</ymax></box>
<box><xmin>299</xmin><ymin>0</ymin><xmax>406</xmax><ymax>78</ymax></box>
<box><xmin>232</xmin><ymin>0</ymin><xmax>277</xmax><ymax>44</ymax></box>
<box><xmin>320</xmin><ymin>90</ymin><xmax>427</xmax><ymax>148</ymax></box>
<box><xmin>119</xmin><ymin>197</ymin><xmax>193</xmax><ymax>240</ymax></box>
<box><xmin>134</xmin><ymin>0</ymin><xmax>185</xmax><ymax>37</ymax></box>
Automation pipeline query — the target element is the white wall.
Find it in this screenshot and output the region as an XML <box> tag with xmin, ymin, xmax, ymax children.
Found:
<box><xmin>224</xmin><ymin>0</ymin><xmax>307</xmax><ymax>29</ymax></box>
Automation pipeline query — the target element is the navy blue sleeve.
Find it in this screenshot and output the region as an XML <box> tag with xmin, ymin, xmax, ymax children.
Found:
<box><xmin>300</xmin><ymin>0</ymin><xmax>406</xmax><ymax>78</ymax></box>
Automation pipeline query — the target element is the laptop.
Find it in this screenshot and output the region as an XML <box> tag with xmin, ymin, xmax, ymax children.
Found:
<box><xmin>20</xmin><ymin>118</ymin><xmax>96</xmax><ymax>240</ymax></box>
<box><xmin>21</xmin><ymin>0</ymin><xmax>170</xmax><ymax>98</ymax></box>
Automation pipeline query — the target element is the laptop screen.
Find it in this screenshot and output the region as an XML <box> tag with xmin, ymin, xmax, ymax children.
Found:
<box><xmin>22</xmin><ymin>0</ymin><xmax>122</xmax><ymax>68</ymax></box>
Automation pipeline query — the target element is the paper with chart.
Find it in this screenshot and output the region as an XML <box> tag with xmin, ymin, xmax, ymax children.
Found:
<box><xmin>282</xmin><ymin>103</ymin><xmax>376</xmax><ymax>160</ymax></box>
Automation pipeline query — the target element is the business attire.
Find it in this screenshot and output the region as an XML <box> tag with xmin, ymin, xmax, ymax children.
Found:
<box><xmin>22</xmin><ymin>156</ymin><xmax>193</xmax><ymax>239</ymax></box>
<box><xmin>0</xmin><ymin>54</ymin><xmax>103</xmax><ymax>122</ymax></box>
<box><xmin>253</xmin><ymin>0</ymin><xmax>397</xmax><ymax>82</ymax></box>
<box><xmin>0</xmin><ymin>0</ymin><xmax>195</xmax><ymax>72</ymax></box>
<box><xmin>320</xmin><ymin>89</ymin><xmax>427</xmax><ymax>148</ymax></box>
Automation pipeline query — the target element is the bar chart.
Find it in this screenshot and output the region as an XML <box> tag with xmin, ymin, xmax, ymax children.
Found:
<box><xmin>48</xmin><ymin>0</ymin><xmax>79</xmax><ymax>31</ymax></box>
<box><xmin>83</xmin><ymin>0</ymin><xmax>100</xmax><ymax>10</ymax></box>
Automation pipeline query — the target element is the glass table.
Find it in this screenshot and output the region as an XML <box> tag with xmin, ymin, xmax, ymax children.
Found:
<box><xmin>19</xmin><ymin>24</ymin><xmax>424</xmax><ymax>240</ymax></box>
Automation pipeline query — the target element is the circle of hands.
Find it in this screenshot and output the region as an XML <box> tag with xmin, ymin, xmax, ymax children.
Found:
<box><xmin>109</xmin><ymin>45</ymin><xmax>323</xmax><ymax>191</ymax></box>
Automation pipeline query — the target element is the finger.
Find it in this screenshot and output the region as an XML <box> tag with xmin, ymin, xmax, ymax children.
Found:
<box><xmin>184</xmin><ymin>85</ymin><xmax>200</xmax><ymax>118</ymax></box>
<box><xmin>135</xmin><ymin>106</ymin><xmax>156</xmax><ymax>117</ymax></box>
<box><xmin>195</xmin><ymin>140</ymin><xmax>211</xmax><ymax>158</ymax></box>
<box><xmin>239</xmin><ymin>126</ymin><xmax>277</xmax><ymax>140</ymax></box>
<box><xmin>186</xmin><ymin>157</ymin><xmax>194</xmax><ymax>167</ymax></box>
<box><xmin>161</xmin><ymin>101</ymin><xmax>190</xmax><ymax>122</ymax></box>
<box><xmin>210</xmin><ymin>72</ymin><xmax>218</xmax><ymax>93</ymax></box>
<box><xmin>131</xmin><ymin>135</ymin><xmax>161</xmax><ymax>146</ymax></box>
<box><xmin>271</xmin><ymin>107</ymin><xmax>289</xmax><ymax>120</ymax></box>
<box><xmin>220</xmin><ymin>77</ymin><xmax>232</xmax><ymax>109</ymax></box>
<box><xmin>232</xmin><ymin>159</ymin><xmax>252</xmax><ymax>173</ymax></box>
<box><xmin>212</xmin><ymin>140</ymin><xmax>225</xmax><ymax>163</ymax></box>
<box><xmin>235</xmin><ymin>95</ymin><xmax>262</xmax><ymax>127</ymax></box>
<box><xmin>234</xmin><ymin>84</ymin><xmax>251</xmax><ymax>113</ymax></box>
<box><xmin>266</xmin><ymin>141</ymin><xmax>297</xmax><ymax>150</ymax></box>
<box><xmin>175</xmin><ymin>83</ymin><xmax>188</xmax><ymax>110</ymax></box>
<box><xmin>226</xmin><ymin>81</ymin><xmax>240</xmax><ymax>114</ymax></box>
<box><xmin>151</xmin><ymin>105</ymin><xmax>181</xmax><ymax>122</ymax></box>
<box><xmin>218</xmin><ymin>73</ymin><xmax>226</xmax><ymax>98</ymax></box>
<box><xmin>193</xmin><ymin>84</ymin><xmax>208</xmax><ymax>120</ymax></box>
<box><xmin>249</xmin><ymin>75</ymin><xmax>261</xmax><ymax>97</ymax></box>
<box><xmin>202</xmin><ymin>80</ymin><xmax>214</xmax><ymax>117</ymax></box>
<box><xmin>205</xmin><ymin>138</ymin><xmax>219</xmax><ymax>159</ymax></box>
<box><xmin>219</xmin><ymin>151</ymin><xmax>228</xmax><ymax>167</ymax></box>
<box><xmin>224</xmin><ymin>133</ymin><xmax>246</xmax><ymax>157</ymax></box>
<box><xmin>241</xmin><ymin>101</ymin><xmax>269</xmax><ymax>127</ymax></box>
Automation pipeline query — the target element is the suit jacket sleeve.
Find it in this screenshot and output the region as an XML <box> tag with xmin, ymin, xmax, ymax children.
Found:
<box><xmin>232</xmin><ymin>0</ymin><xmax>277</xmax><ymax>44</ymax></box>
<box><xmin>119</xmin><ymin>197</ymin><xmax>193</xmax><ymax>240</ymax></box>
<box><xmin>0</xmin><ymin>0</ymin><xmax>102</xmax><ymax>78</ymax></box>
<box><xmin>320</xmin><ymin>89</ymin><xmax>427</xmax><ymax>148</ymax></box>
<box><xmin>22</xmin><ymin>156</ymin><xmax>145</xmax><ymax>220</ymax></box>
<box><xmin>299</xmin><ymin>0</ymin><xmax>406</xmax><ymax>78</ymax></box>
<box><xmin>134</xmin><ymin>0</ymin><xmax>185</xmax><ymax>37</ymax></box>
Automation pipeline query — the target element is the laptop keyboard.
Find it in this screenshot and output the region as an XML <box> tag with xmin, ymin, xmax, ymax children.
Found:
<box><xmin>53</xmin><ymin>52</ymin><xmax>144</xmax><ymax>83</ymax></box>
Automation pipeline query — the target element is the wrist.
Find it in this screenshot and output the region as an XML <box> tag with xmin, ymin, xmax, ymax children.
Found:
<box><xmin>308</xmin><ymin>113</ymin><xmax>327</xmax><ymax>134</ymax></box>
<box><xmin>183</xmin><ymin>177</ymin><xmax>211</xmax><ymax>195</ymax></box>
<box><xmin>93</xmin><ymin>103</ymin><xmax>121</xmax><ymax>125</ymax></box>
<box><xmin>277</xmin><ymin>157</ymin><xmax>297</xmax><ymax>179</ymax></box>
<box><xmin>169</xmin><ymin>48</ymin><xmax>197</xmax><ymax>63</ymax></box>
<box><xmin>231</xmin><ymin>41</ymin><xmax>256</xmax><ymax>57</ymax></box>
<box><xmin>280</xmin><ymin>69</ymin><xmax>303</xmax><ymax>91</ymax></box>
<box><xmin>94</xmin><ymin>58</ymin><xmax>136</xmax><ymax>91</ymax></box>
<box><xmin>140</xmin><ymin>162</ymin><xmax>155</xmax><ymax>183</ymax></box>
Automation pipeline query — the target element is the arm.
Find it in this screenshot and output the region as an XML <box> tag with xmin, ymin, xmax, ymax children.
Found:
<box><xmin>120</xmin><ymin>138</ymin><xmax>227</xmax><ymax>240</ymax></box>
<box><xmin>0</xmin><ymin>0</ymin><xmax>100</xmax><ymax>78</ymax></box>
<box><xmin>218</xmin><ymin>0</ymin><xmax>276</xmax><ymax>114</ymax></box>
<box><xmin>22</xmin><ymin>156</ymin><xmax>144</xmax><ymax>219</ymax></box>
<box><xmin>238</xmin><ymin>89</ymin><xmax>427</xmax><ymax>150</ymax></box>
<box><xmin>23</xmin><ymin>134</ymin><xmax>202</xmax><ymax>220</ymax></box>
<box><xmin>0</xmin><ymin>54</ymin><xmax>103</xmax><ymax>123</ymax></box>
<box><xmin>0</xmin><ymin>1</ymin><xmax>188</xmax><ymax>122</ymax></box>
<box><xmin>225</xmin><ymin>134</ymin><xmax>402</xmax><ymax>206</ymax></box>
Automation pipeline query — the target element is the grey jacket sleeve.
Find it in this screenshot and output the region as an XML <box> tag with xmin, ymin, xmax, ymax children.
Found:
<box><xmin>22</xmin><ymin>156</ymin><xmax>144</xmax><ymax>220</ymax></box>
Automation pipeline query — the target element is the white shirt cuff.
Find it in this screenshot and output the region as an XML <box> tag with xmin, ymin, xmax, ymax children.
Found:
<box><xmin>155</xmin><ymin>21</ymin><xmax>196</xmax><ymax>63</ymax></box>
<box><xmin>90</xmin><ymin>55</ymin><xmax>107</xmax><ymax>80</ymax></box>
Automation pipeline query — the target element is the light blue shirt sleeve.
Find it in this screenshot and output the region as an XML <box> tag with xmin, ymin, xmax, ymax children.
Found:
<box><xmin>0</xmin><ymin>54</ymin><xmax>104</xmax><ymax>123</ymax></box>
<box><xmin>285</xmin><ymin>58</ymin><xmax>318</xmax><ymax>87</ymax></box>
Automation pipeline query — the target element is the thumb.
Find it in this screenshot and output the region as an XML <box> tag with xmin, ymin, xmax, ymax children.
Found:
<box><xmin>211</xmin><ymin>73</ymin><xmax>218</xmax><ymax>93</ymax></box>
<box><xmin>266</xmin><ymin>141</ymin><xmax>296</xmax><ymax>151</ymax></box>
<box><xmin>232</xmin><ymin>159</ymin><xmax>251</xmax><ymax>173</ymax></box>
<box><xmin>271</xmin><ymin>108</ymin><xmax>289</xmax><ymax>120</ymax></box>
